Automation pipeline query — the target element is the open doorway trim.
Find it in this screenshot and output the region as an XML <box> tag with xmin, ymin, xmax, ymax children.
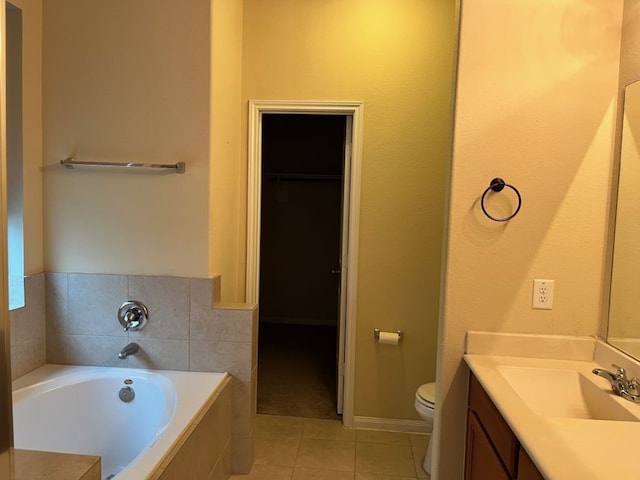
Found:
<box><xmin>246</xmin><ymin>100</ymin><xmax>363</xmax><ymax>426</ymax></box>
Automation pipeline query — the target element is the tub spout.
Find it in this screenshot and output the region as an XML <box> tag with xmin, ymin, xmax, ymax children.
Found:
<box><xmin>118</xmin><ymin>342</ymin><xmax>139</xmax><ymax>360</ymax></box>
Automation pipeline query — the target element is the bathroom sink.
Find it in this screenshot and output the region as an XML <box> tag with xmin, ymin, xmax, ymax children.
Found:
<box><xmin>496</xmin><ymin>365</ymin><xmax>640</xmax><ymax>422</ymax></box>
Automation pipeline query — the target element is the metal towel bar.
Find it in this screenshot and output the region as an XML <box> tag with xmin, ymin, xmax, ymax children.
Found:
<box><xmin>60</xmin><ymin>157</ymin><xmax>186</xmax><ymax>174</ymax></box>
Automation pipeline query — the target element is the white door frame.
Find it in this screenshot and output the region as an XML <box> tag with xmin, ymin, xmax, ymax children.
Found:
<box><xmin>246</xmin><ymin>100</ymin><xmax>363</xmax><ymax>426</ymax></box>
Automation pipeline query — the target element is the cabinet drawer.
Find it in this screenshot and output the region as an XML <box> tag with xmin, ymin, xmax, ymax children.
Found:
<box><xmin>468</xmin><ymin>374</ymin><xmax>519</xmax><ymax>477</ymax></box>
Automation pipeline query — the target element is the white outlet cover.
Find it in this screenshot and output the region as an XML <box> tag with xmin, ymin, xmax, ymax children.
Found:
<box><xmin>532</xmin><ymin>279</ymin><xmax>554</xmax><ymax>310</ymax></box>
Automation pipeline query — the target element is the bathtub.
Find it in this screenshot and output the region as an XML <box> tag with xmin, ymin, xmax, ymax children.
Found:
<box><xmin>12</xmin><ymin>364</ymin><xmax>229</xmax><ymax>480</ymax></box>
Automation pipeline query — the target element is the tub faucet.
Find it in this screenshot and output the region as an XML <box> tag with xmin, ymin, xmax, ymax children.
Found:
<box><xmin>118</xmin><ymin>342</ymin><xmax>139</xmax><ymax>360</ymax></box>
<box><xmin>592</xmin><ymin>364</ymin><xmax>640</xmax><ymax>402</ymax></box>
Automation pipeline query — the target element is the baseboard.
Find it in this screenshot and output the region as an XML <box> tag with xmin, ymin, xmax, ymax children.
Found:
<box><xmin>352</xmin><ymin>416</ymin><xmax>431</xmax><ymax>434</ymax></box>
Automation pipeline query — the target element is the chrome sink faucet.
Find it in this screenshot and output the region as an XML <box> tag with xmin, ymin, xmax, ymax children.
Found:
<box><xmin>118</xmin><ymin>342</ymin><xmax>139</xmax><ymax>360</ymax></box>
<box><xmin>592</xmin><ymin>364</ymin><xmax>640</xmax><ymax>403</ymax></box>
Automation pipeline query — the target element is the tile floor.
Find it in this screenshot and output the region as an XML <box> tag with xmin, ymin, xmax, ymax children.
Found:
<box><xmin>231</xmin><ymin>415</ymin><xmax>431</xmax><ymax>480</ymax></box>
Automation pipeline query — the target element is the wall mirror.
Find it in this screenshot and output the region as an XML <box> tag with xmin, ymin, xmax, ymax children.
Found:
<box><xmin>608</xmin><ymin>79</ymin><xmax>640</xmax><ymax>358</ymax></box>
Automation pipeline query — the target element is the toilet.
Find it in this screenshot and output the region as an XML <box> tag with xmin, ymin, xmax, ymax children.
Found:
<box><xmin>414</xmin><ymin>382</ymin><xmax>436</xmax><ymax>475</ymax></box>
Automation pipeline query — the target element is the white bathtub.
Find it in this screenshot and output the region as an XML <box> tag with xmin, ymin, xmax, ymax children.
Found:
<box><xmin>12</xmin><ymin>364</ymin><xmax>229</xmax><ymax>480</ymax></box>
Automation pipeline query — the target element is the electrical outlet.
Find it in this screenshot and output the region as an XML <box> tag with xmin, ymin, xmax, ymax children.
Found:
<box><xmin>532</xmin><ymin>279</ymin><xmax>554</xmax><ymax>310</ymax></box>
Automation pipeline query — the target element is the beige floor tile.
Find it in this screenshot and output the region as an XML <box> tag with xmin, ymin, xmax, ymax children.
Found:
<box><xmin>303</xmin><ymin>418</ymin><xmax>357</xmax><ymax>442</ymax></box>
<box><xmin>355</xmin><ymin>473</ymin><xmax>418</xmax><ymax>480</ymax></box>
<box><xmin>356</xmin><ymin>442</ymin><xmax>417</xmax><ymax>477</ymax></box>
<box><xmin>292</xmin><ymin>466</ymin><xmax>356</xmax><ymax>479</ymax></box>
<box><xmin>409</xmin><ymin>434</ymin><xmax>430</xmax><ymax>479</ymax></box>
<box><xmin>356</xmin><ymin>430</ymin><xmax>411</xmax><ymax>446</ymax></box>
<box><xmin>295</xmin><ymin>438</ymin><xmax>356</xmax><ymax>472</ymax></box>
<box><xmin>230</xmin><ymin>464</ymin><xmax>293</xmax><ymax>479</ymax></box>
<box><xmin>257</xmin><ymin>414</ymin><xmax>307</xmax><ymax>436</ymax></box>
<box><xmin>408</xmin><ymin>434</ymin><xmax>429</xmax><ymax>451</ymax></box>
<box><xmin>413</xmin><ymin>456</ymin><xmax>429</xmax><ymax>479</ymax></box>
<box><xmin>254</xmin><ymin>432</ymin><xmax>302</xmax><ymax>467</ymax></box>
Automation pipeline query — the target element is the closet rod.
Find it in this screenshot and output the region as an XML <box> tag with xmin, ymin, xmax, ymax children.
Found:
<box><xmin>61</xmin><ymin>157</ymin><xmax>186</xmax><ymax>174</ymax></box>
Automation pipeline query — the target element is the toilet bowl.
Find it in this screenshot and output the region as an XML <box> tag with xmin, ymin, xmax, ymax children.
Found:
<box><xmin>414</xmin><ymin>382</ymin><xmax>436</xmax><ymax>475</ymax></box>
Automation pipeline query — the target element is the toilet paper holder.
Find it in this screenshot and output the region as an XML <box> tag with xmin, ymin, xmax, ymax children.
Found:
<box><xmin>374</xmin><ymin>328</ymin><xmax>403</xmax><ymax>341</ymax></box>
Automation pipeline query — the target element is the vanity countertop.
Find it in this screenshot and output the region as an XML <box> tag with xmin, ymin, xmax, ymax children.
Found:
<box><xmin>464</xmin><ymin>331</ymin><xmax>640</xmax><ymax>480</ymax></box>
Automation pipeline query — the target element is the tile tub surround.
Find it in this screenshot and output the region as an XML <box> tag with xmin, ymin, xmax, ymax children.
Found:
<box><xmin>45</xmin><ymin>272</ymin><xmax>257</xmax><ymax>474</ymax></box>
<box><xmin>12</xmin><ymin>448</ymin><xmax>101</xmax><ymax>480</ymax></box>
<box><xmin>10</xmin><ymin>273</ymin><xmax>46</xmax><ymax>380</ymax></box>
<box><xmin>152</xmin><ymin>375</ymin><xmax>233</xmax><ymax>480</ymax></box>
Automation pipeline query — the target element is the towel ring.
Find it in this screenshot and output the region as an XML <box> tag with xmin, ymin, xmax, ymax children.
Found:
<box><xmin>480</xmin><ymin>178</ymin><xmax>522</xmax><ymax>222</ymax></box>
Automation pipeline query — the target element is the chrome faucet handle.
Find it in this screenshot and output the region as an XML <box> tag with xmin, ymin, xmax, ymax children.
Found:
<box><xmin>118</xmin><ymin>301</ymin><xmax>149</xmax><ymax>332</ymax></box>
<box><xmin>627</xmin><ymin>377</ymin><xmax>640</xmax><ymax>396</ymax></box>
<box><xmin>612</xmin><ymin>364</ymin><xmax>628</xmax><ymax>382</ymax></box>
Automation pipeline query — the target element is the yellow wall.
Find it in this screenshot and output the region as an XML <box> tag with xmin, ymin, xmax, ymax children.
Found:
<box><xmin>242</xmin><ymin>0</ymin><xmax>457</xmax><ymax>420</ymax></box>
<box><xmin>210</xmin><ymin>0</ymin><xmax>244</xmax><ymax>300</ymax></box>
<box><xmin>42</xmin><ymin>0</ymin><xmax>211</xmax><ymax>278</ymax></box>
<box><xmin>10</xmin><ymin>0</ymin><xmax>42</xmax><ymax>275</ymax></box>
<box><xmin>435</xmin><ymin>0</ymin><xmax>623</xmax><ymax>477</ymax></box>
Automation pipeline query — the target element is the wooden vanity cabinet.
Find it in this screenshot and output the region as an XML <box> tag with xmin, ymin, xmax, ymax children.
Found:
<box><xmin>465</xmin><ymin>373</ymin><xmax>545</xmax><ymax>480</ymax></box>
<box><xmin>518</xmin><ymin>448</ymin><xmax>545</xmax><ymax>480</ymax></box>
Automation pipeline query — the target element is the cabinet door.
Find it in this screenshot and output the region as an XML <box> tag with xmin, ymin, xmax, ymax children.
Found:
<box><xmin>468</xmin><ymin>374</ymin><xmax>519</xmax><ymax>476</ymax></box>
<box><xmin>465</xmin><ymin>411</ymin><xmax>510</xmax><ymax>480</ymax></box>
<box><xmin>518</xmin><ymin>448</ymin><xmax>545</xmax><ymax>480</ymax></box>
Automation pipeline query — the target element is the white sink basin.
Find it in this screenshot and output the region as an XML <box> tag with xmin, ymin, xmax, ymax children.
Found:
<box><xmin>496</xmin><ymin>365</ymin><xmax>640</xmax><ymax>421</ymax></box>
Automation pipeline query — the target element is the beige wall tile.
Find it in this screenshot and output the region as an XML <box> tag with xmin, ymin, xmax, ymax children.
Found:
<box><xmin>232</xmin><ymin>432</ymin><xmax>255</xmax><ymax>474</ymax></box>
<box><xmin>156</xmin><ymin>380</ymin><xmax>234</xmax><ymax>479</ymax></box>
<box><xmin>67</xmin><ymin>274</ymin><xmax>128</xmax><ymax>336</ymax></box>
<box><xmin>190</xmin><ymin>278</ymin><xmax>254</xmax><ymax>344</ymax></box>
<box><xmin>191</xmin><ymin>307</ymin><xmax>254</xmax><ymax>343</ymax></box>
<box><xmin>210</xmin><ymin>439</ymin><xmax>232</xmax><ymax>480</ymax></box>
<box><xmin>212</xmin><ymin>276</ymin><xmax>222</xmax><ymax>305</ymax></box>
<box><xmin>251</xmin><ymin>308</ymin><xmax>258</xmax><ymax>368</ymax></box>
<box><xmin>217</xmin><ymin>380</ymin><xmax>234</xmax><ymax>446</ymax></box>
<box><xmin>191</xmin><ymin>277</ymin><xmax>214</xmax><ymax>311</ymax></box>
<box><xmin>159</xmin><ymin>436</ymin><xmax>199</xmax><ymax>480</ymax></box>
<box><xmin>11</xmin><ymin>339</ymin><xmax>46</xmax><ymax>379</ymax></box>
<box><xmin>250</xmin><ymin>367</ymin><xmax>257</xmax><ymax>432</ymax></box>
<box><xmin>233</xmin><ymin>377</ymin><xmax>252</xmax><ymax>435</ymax></box>
<box><xmin>195</xmin><ymin>403</ymin><xmax>224</xmax><ymax>476</ymax></box>
<box><xmin>126</xmin><ymin>338</ymin><xmax>189</xmax><ymax>371</ymax></box>
<box><xmin>79</xmin><ymin>461</ymin><xmax>102</xmax><ymax>480</ymax></box>
<box><xmin>46</xmin><ymin>272</ymin><xmax>68</xmax><ymax>334</ymax></box>
<box><xmin>11</xmin><ymin>273</ymin><xmax>46</xmax><ymax>379</ymax></box>
<box><xmin>129</xmin><ymin>276</ymin><xmax>190</xmax><ymax>340</ymax></box>
<box><xmin>46</xmin><ymin>333</ymin><xmax>68</xmax><ymax>365</ymax></box>
<box><xmin>66</xmin><ymin>334</ymin><xmax>126</xmax><ymax>367</ymax></box>
<box><xmin>190</xmin><ymin>340</ymin><xmax>252</xmax><ymax>381</ymax></box>
<box><xmin>13</xmin><ymin>449</ymin><xmax>101</xmax><ymax>480</ymax></box>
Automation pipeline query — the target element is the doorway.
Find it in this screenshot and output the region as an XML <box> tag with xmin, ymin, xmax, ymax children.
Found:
<box><xmin>258</xmin><ymin>114</ymin><xmax>345</xmax><ymax>419</ymax></box>
<box><xmin>246</xmin><ymin>101</ymin><xmax>363</xmax><ymax>425</ymax></box>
